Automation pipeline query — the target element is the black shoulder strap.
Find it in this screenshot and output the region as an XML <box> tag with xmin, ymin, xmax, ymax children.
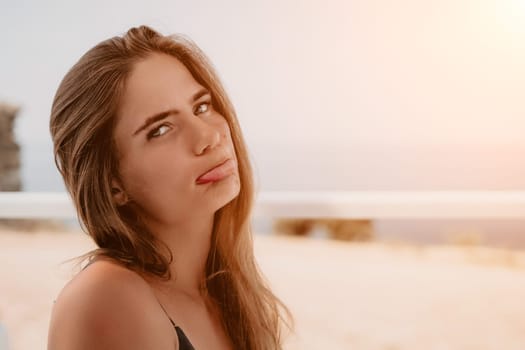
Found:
<box><xmin>156</xmin><ymin>298</ymin><xmax>177</xmax><ymax>328</ymax></box>
<box><xmin>155</xmin><ymin>298</ymin><xmax>196</xmax><ymax>349</ymax></box>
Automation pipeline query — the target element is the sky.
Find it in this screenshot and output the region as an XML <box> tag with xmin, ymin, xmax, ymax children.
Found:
<box><xmin>1</xmin><ymin>0</ymin><xmax>524</xmax><ymax>192</ymax></box>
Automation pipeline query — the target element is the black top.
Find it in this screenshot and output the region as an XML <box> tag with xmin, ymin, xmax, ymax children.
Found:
<box><xmin>169</xmin><ymin>318</ymin><xmax>196</xmax><ymax>350</ymax></box>
<box><xmin>158</xmin><ymin>301</ymin><xmax>196</xmax><ymax>350</ymax></box>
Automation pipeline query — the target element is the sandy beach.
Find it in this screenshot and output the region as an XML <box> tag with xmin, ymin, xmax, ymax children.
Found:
<box><xmin>1</xmin><ymin>228</ymin><xmax>525</xmax><ymax>350</ymax></box>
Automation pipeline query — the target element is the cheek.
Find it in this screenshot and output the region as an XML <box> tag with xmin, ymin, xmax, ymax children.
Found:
<box><xmin>219</xmin><ymin>119</ymin><xmax>235</xmax><ymax>144</ymax></box>
<box><xmin>119</xmin><ymin>152</ymin><xmax>188</xmax><ymax>201</ymax></box>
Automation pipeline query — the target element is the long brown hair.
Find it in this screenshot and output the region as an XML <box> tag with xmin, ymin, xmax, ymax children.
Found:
<box><xmin>49</xmin><ymin>25</ymin><xmax>293</xmax><ymax>349</ymax></box>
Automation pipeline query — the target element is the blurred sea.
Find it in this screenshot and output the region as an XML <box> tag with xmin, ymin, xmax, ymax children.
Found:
<box><xmin>14</xmin><ymin>142</ymin><xmax>525</xmax><ymax>251</ymax></box>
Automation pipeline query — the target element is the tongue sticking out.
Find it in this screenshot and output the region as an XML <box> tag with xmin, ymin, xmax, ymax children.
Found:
<box><xmin>196</xmin><ymin>159</ymin><xmax>236</xmax><ymax>184</ymax></box>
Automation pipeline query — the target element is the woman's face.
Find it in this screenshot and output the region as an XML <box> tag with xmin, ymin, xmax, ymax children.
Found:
<box><xmin>112</xmin><ymin>53</ymin><xmax>240</xmax><ymax>229</ymax></box>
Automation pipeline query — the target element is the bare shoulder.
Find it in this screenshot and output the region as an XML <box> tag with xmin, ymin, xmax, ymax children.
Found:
<box><xmin>47</xmin><ymin>258</ymin><xmax>177</xmax><ymax>350</ymax></box>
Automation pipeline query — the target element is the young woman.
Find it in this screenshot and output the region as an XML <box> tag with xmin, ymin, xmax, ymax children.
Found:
<box><xmin>47</xmin><ymin>25</ymin><xmax>292</xmax><ymax>350</ymax></box>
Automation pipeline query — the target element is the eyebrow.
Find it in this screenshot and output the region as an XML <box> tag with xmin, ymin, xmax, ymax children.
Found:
<box><xmin>132</xmin><ymin>88</ymin><xmax>211</xmax><ymax>137</ymax></box>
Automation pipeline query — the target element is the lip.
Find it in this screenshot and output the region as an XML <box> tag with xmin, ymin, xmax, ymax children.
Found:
<box><xmin>196</xmin><ymin>158</ymin><xmax>236</xmax><ymax>184</ymax></box>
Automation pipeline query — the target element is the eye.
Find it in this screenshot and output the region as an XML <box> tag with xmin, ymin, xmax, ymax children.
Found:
<box><xmin>147</xmin><ymin>124</ymin><xmax>171</xmax><ymax>140</ymax></box>
<box><xmin>194</xmin><ymin>101</ymin><xmax>211</xmax><ymax>115</ymax></box>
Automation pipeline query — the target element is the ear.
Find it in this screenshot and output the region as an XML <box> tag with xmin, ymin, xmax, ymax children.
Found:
<box><xmin>111</xmin><ymin>179</ymin><xmax>129</xmax><ymax>206</ymax></box>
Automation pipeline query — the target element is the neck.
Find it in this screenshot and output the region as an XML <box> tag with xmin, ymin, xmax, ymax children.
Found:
<box><xmin>145</xmin><ymin>213</ymin><xmax>215</xmax><ymax>298</ymax></box>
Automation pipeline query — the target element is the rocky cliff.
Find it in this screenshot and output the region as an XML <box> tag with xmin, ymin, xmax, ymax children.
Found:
<box><xmin>0</xmin><ymin>102</ymin><xmax>21</xmax><ymax>191</ymax></box>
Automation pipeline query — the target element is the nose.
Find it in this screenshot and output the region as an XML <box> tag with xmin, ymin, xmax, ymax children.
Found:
<box><xmin>190</xmin><ymin>119</ymin><xmax>221</xmax><ymax>155</ymax></box>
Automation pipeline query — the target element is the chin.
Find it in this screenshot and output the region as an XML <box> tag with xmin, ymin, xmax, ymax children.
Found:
<box><xmin>214</xmin><ymin>174</ymin><xmax>241</xmax><ymax>210</ymax></box>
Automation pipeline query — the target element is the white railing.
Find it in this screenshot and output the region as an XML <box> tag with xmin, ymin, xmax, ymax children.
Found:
<box><xmin>0</xmin><ymin>191</ymin><xmax>524</xmax><ymax>219</ymax></box>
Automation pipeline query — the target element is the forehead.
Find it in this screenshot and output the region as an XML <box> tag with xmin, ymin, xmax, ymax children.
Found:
<box><xmin>115</xmin><ymin>53</ymin><xmax>203</xmax><ymax>136</ymax></box>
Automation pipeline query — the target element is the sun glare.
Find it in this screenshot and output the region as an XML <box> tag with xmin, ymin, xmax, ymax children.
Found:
<box><xmin>502</xmin><ymin>0</ymin><xmax>525</xmax><ymax>34</ymax></box>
